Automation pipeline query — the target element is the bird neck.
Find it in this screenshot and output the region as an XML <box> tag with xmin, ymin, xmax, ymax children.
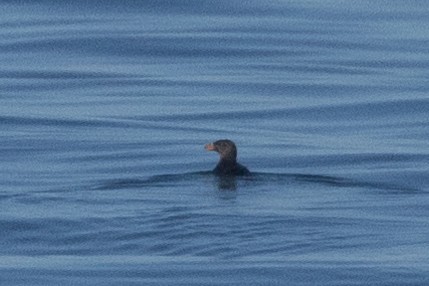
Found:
<box><xmin>215</xmin><ymin>158</ymin><xmax>237</xmax><ymax>174</ymax></box>
<box><xmin>219</xmin><ymin>155</ymin><xmax>236</xmax><ymax>163</ymax></box>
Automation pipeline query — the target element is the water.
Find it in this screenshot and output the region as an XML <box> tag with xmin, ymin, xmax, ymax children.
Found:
<box><xmin>1</xmin><ymin>1</ymin><xmax>429</xmax><ymax>285</ymax></box>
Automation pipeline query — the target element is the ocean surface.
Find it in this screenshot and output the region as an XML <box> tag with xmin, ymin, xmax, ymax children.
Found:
<box><xmin>1</xmin><ymin>1</ymin><xmax>429</xmax><ymax>285</ymax></box>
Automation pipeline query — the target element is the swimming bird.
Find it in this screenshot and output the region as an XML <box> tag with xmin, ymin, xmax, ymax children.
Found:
<box><xmin>205</xmin><ymin>139</ymin><xmax>250</xmax><ymax>176</ymax></box>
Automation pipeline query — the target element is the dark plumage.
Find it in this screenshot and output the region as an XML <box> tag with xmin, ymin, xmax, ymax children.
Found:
<box><xmin>204</xmin><ymin>139</ymin><xmax>250</xmax><ymax>176</ymax></box>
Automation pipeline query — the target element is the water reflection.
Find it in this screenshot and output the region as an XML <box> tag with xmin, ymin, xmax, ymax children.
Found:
<box><xmin>215</xmin><ymin>175</ymin><xmax>237</xmax><ymax>191</ymax></box>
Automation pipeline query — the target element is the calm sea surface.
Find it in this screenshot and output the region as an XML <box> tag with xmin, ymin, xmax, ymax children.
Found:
<box><xmin>1</xmin><ymin>1</ymin><xmax>429</xmax><ymax>285</ymax></box>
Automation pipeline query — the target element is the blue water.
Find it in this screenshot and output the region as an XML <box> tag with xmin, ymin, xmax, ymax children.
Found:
<box><xmin>1</xmin><ymin>1</ymin><xmax>429</xmax><ymax>285</ymax></box>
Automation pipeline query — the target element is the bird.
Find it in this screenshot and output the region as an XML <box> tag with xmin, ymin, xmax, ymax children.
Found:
<box><xmin>204</xmin><ymin>139</ymin><xmax>250</xmax><ymax>176</ymax></box>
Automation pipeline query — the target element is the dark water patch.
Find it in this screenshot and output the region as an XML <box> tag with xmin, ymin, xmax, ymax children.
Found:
<box><xmin>282</xmin><ymin>153</ymin><xmax>429</xmax><ymax>169</ymax></box>
<box><xmin>286</xmin><ymin>120</ymin><xmax>429</xmax><ymax>134</ymax></box>
<box><xmin>1</xmin><ymin>260</ymin><xmax>428</xmax><ymax>286</ymax></box>
<box><xmin>3</xmin><ymin>73</ymin><xmax>426</xmax><ymax>98</ymax></box>
<box><xmin>5</xmin><ymin>33</ymin><xmax>428</xmax><ymax>61</ymax></box>
<box><xmin>0</xmin><ymin>192</ymin><xmax>26</xmax><ymax>201</ymax></box>
<box><xmin>0</xmin><ymin>70</ymin><xmax>138</xmax><ymax>80</ymax></box>
<box><xmin>116</xmin><ymin>98</ymin><xmax>429</xmax><ymax>123</ymax></box>
<box><xmin>94</xmin><ymin>171</ymin><xmax>420</xmax><ymax>193</ymax></box>
<box><xmin>333</xmin><ymin>59</ymin><xmax>429</xmax><ymax>70</ymax></box>
<box><xmin>1</xmin><ymin>77</ymin><xmax>165</xmax><ymax>93</ymax></box>
<box><xmin>0</xmin><ymin>115</ymin><xmax>140</xmax><ymax>128</ymax></box>
<box><xmin>7</xmin><ymin>0</ymin><xmax>299</xmax><ymax>17</ymax></box>
<box><xmin>95</xmin><ymin>172</ymin><xmax>213</xmax><ymax>190</ymax></box>
<box><xmin>0</xmin><ymin>217</ymin><xmax>132</xmax><ymax>255</ymax></box>
<box><xmin>0</xmin><ymin>34</ymin><xmax>309</xmax><ymax>59</ymax></box>
<box><xmin>63</xmin><ymin>151</ymin><xmax>157</xmax><ymax>164</ymax></box>
<box><xmin>0</xmin><ymin>18</ymin><xmax>105</xmax><ymax>29</ymax></box>
<box><xmin>245</xmin><ymin>63</ymin><xmax>378</xmax><ymax>75</ymax></box>
<box><xmin>185</xmin><ymin>26</ymin><xmax>351</xmax><ymax>36</ymax></box>
<box><xmin>2</xmin><ymin>206</ymin><xmax>427</xmax><ymax>257</ymax></box>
